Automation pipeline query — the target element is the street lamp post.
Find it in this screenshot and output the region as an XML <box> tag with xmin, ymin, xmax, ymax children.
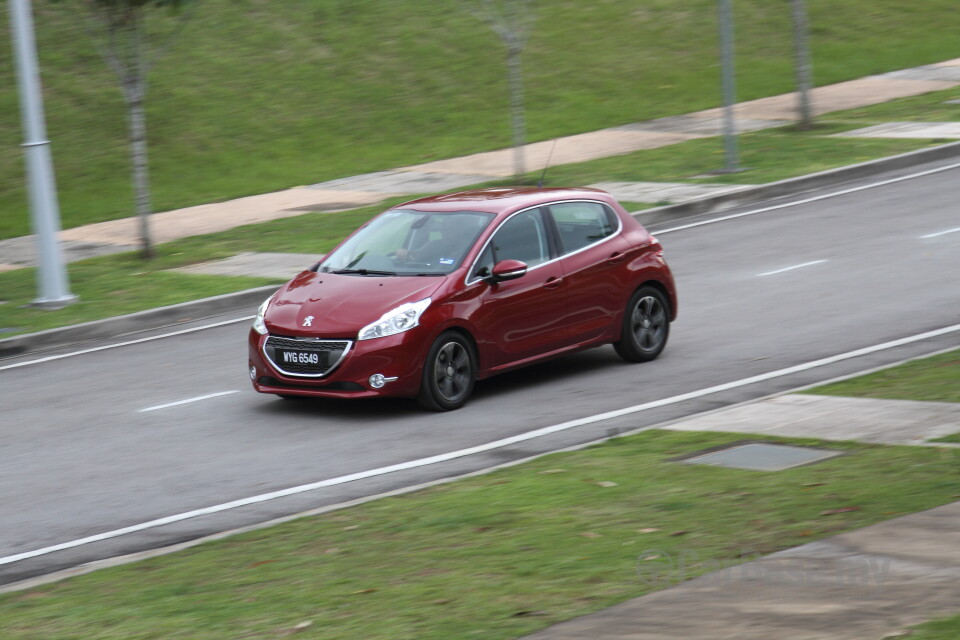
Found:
<box><xmin>9</xmin><ymin>0</ymin><xmax>77</xmax><ymax>308</ymax></box>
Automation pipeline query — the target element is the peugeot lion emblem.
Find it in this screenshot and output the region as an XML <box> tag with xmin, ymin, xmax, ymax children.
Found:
<box><xmin>302</xmin><ymin>315</ymin><xmax>314</xmax><ymax>327</ymax></box>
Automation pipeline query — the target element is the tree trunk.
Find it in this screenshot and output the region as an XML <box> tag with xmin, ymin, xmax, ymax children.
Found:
<box><xmin>791</xmin><ymin>0</ymin><xmax>814</xmax><ymax>129</ymax></box>
<box><xmin>127</xmin><ymin>89</ymin><xmax>153</xmax><ymax>258</ymax></box>
<box><xmin>121</xmin><ymin>15</ymin><xmax>154</xmax><ymax>259</ymax></box>
<box><xmin>506</xmin><ymin>42</ymin><xmax>526</xmax><ymax>179</ymax></box>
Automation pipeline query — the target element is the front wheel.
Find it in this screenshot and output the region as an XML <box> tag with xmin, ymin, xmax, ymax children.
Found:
<box><xmin>418</xmin><ymin>332</ymin><xmax>476</xmax><ymax>411</ymax></box>
<box><xmin>614</xmin><ymin>286</ymin><xmax>670</xmax><ymax>362</ymax></box>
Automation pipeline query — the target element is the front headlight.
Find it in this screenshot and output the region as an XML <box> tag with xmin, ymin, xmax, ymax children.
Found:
<box><xmin>358</xmin><ymin>297</ymin><xmax>431</xmax><ymax>341</ymax></box>
<box><xmin>252</xmin><ymin>296</ymin><xmax>271</xmax><ymax>335</ymax></box>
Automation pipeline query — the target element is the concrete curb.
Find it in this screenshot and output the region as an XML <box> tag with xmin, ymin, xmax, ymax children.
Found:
<box><xmin>3</xmin><ymin>140</ymin><xmax>959</xmax><ymax>359</ymax></box>
<box><xmin>0</xmin><ymin>285</ymin><xmax>278</xmax><ymax>359</ymax></box>
<box><xmin>634</xmin><ymin>140</ymin><xmax>960</xmax><ymax>225</ymax></box>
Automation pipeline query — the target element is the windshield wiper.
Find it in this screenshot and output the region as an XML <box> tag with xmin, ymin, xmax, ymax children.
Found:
<box><xmin>331</xmin><ymin>268</ymin><xmax>397</xmax><ymax>276</ymax></box>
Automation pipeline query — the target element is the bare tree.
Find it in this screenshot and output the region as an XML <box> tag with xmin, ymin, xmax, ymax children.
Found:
<box><xmin>75</xmin><ymin>0</ymin><xmax>197</xmax><ymax>258</ymax></box>
<box><xmin>790</xmin><ymin>0</ymin><xmax>814</xmax><ymax>129</ymax></box>
<box><xmin>463</xmin><ymin>0</ymin><xmax>536</xmax><ymax>178</ymax></box>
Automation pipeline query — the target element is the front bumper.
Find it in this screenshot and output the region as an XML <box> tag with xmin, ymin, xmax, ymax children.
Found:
<box><xmin>247</xmin><ymin>328</ymin><xmax>426</xmax><ymax>399</ymax></box>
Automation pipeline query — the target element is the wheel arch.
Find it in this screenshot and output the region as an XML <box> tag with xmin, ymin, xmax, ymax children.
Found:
<box><xmin>633</xmin><ymin>278</ymin><xmax>676</xmax><ymax>321</ymax></box>
<box><xmin>433</xmin><ymin>325</ymin><xmax>482</xmax><ymax>379</ymax></box>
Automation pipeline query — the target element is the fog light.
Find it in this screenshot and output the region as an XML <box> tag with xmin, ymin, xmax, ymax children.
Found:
<box><xmin>249</xmin><ymin>365</ymin><xmax>257</xmax><ymax>380</ymax></box>
<box><xmin>368</xmin><ymin>373</ymin><xmax>397</xmax><ymax>389</ymax></box>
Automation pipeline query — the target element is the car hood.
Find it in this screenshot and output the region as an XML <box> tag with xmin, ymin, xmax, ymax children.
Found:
<box><xmin>264</xmin><ymin>271</ymin><xmax>446</xmax><ymax>338</ymax></box>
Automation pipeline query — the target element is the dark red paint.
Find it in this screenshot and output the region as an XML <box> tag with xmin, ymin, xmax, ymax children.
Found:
<box><xmin>248</xmin><ymin>187</ymin><xmax>676</xmax><ymax>406</ymax></box>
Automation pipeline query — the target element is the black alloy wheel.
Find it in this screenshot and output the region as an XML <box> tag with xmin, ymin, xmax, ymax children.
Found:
<box><xmin>614</xmin><ymin>286</ymin><xmax>670</xmax><ymax>362</ymax></box>
<box><xmin>418</xmin><ymin>331</ymin><xmax>476</xmax><ymax>411</ymax></box>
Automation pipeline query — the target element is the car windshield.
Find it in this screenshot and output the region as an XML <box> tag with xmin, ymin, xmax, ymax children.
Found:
<box><xmin>319</xmin><ymin>209</ymin><xmax>494</xmax><ymax>276</ymax></box>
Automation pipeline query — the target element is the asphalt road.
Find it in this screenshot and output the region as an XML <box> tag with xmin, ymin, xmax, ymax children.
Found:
<box><xmin>1</xmin><ymin>160</ymin><xmax>958</xmax><ymax>586</ymax></box>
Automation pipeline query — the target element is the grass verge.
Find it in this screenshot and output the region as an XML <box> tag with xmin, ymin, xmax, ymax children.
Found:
<box><xmin>0</xmin><ymin>429</ymin><xmax>958</xmax><ymax>639</ymax></box>
<box><xmin>801</xmin><ymin>349</ymin><xmax>960</xmax><ymax>404</ymax></box>
<box><xmin>907</xmin><ymin>613</ymin><xmax>960</xmax><ymax>639</ymax></box>
<box><xmin>931</xmin><ymin>433</ymin><xmax>960</xmax><ymax>444</ymax></box>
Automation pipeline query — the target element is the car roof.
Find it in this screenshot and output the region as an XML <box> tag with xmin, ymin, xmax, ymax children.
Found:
<box><xmin>394</xmin><ymin>187</ymin><xmax>616</xmax><ymax>216</ymax></box>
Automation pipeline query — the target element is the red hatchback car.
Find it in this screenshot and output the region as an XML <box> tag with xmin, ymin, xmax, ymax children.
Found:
<box><xmin>248</xmin><ymin>187</ymin><xmax>677</xmax><ymax>410</ymax></box>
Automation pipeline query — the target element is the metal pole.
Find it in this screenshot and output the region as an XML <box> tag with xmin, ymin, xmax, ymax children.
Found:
<box><xmin>9</xmin><ymin>0</ymin><xmax>77</xmax><ymax>308</ymax></box>
<box><xmin>791</xmin><ymin>0</ymin><xmax>814</xmax><ymax>128</ymax></box>
<box><xmin>718</xmin><ymin>0</ymin><xmax>739</xmax><ymax>172</ymax></box>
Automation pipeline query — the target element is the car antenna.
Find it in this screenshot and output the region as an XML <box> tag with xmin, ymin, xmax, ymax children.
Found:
<box><xmin>537</xmin><ymin>139</ymin><xmax>558</xmax><ymax>189</ymax></box>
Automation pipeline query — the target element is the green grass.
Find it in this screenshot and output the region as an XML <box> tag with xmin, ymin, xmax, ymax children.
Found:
<box><xmin>1</xmin><ymin>0</ymin><xmax>959</xmax><ymax>239</ymax></box>
<box><xmin>0</xmin><ymin>430</ymin><xmax>957</xmax><ymax>639</ymax></box>
<box><xmin>0</xmin><ymin>257</ymin><xmax>275</xmax><ymax>335</ymax></box>
<box><xmin>908</xmin><ymin>613</ymin><xmax>960</xmax><ymax>638</ymax></box>
<box><xmin>820</xmin><ymin>87</ymin><xmax>960</xmax><ymax>124</ymax></box>
<box><xmin>527</xmin><ymin>125</ymin><xmax>939</xmax><ymax>187</ymax></box>
<box><xmin>802</xmin><ymin>349</ymin><xmax>960</xmax><ymax>404</ymax></box>
<box><xmin>528</xmin><ymin>84</ymin><xmax>960</xmax><ymax>187</ymax></box>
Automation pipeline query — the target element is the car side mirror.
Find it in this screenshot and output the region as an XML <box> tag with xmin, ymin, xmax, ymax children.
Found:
<box><xmin>486</xmin><ymin>259</ymin><xmax>528</xmax><ymax>284</ymax></box>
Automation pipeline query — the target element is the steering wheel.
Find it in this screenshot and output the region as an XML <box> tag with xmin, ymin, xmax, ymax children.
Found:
<box><xmin>389</xmin><ymin>249</ymin><xmax>413</xmax><ymax>267</ymax></box>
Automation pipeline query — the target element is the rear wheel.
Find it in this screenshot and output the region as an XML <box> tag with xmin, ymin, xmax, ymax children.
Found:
<box><xmin>418</xmin><ymin>332</ymin><xmax>476</xmax><ymax>411</ymax></box>
<box><xmin>614</xmin><ymin>286</ymin><xmax>670</xmax><ymax>362</ymax></box>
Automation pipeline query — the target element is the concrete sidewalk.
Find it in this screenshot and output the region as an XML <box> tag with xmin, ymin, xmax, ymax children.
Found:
<box><xmin>664</xmin><ymin>393</ymin><xmax>960</xmax><ymax>446</ymax></box>
<box><xmin>524</xmin><ymin>501</ymin><xmax>960</xmax><ymax>640</ymax></box>
<box><xmin>2</xmin><ymin>58</ymin><xmax>959</xmax><ymax>271</ymax></box>
<box><xmin>522</xmin><ymin>394</ymin><xmax>960</xmax><ymax>640</ymax></box>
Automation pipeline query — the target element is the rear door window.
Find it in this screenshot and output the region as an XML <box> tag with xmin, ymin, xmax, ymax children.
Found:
<box><xmin>548</xmin><ymin>202</ymin><xmax>617</xmax><ymax>255</ymax></box>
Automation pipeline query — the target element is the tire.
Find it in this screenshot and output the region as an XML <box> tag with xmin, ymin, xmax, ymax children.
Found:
<box><xmin>614</xmin><ymin>286</ymin><xmax>670</xmax><ymax>363</ymax></box>
<box><xmin>418</xmin><ymin>331</ymin><xmax>477</xmax><ymax>411</ymax></box>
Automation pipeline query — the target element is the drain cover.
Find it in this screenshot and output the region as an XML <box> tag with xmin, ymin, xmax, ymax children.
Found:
<box><xmin>682</xmin><ymin>443</ymin><xmax>841</xmax><ymax>471</ymax></box>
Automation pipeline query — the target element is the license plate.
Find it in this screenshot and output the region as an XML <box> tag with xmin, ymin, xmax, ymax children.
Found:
<box><xmin>277</xmin><ymin>349</ymin><xmax>326</xmax><ymax>367</ymax></box>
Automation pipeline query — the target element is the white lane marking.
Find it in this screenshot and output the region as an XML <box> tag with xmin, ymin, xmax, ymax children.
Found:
<box><xmin>656</xmin><ymin>160</ymin><xmax>960</xmax><ymax>235</ymax></box>
<box><xmin>0</xmin><ymin>316</ymin><xmax>254</xmax><ymax>372</ymax></box>
<box><xmin>138</xmin><ymin>390</ymin><xmax>240</xmax><ymax>413</ymax></box>
<box><xmin>2</xmin><ymin>322</ymin><xmax>957</xmax><ymax>567</ymax></box>
<box><xmin>920</xmin><ymin>226</ymin><xmax>960</xmax><ymax>239</ymax></box>
<box><xmin>757</xmin><ymin>260</ymin><xmax>827</xmax><ymax>277</ymax></box>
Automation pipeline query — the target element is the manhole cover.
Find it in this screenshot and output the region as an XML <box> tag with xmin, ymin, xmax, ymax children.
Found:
<box><xmin>681</xmin><ymin>443</ymin><xmax>842</xmax><ymax>471</ymax></box>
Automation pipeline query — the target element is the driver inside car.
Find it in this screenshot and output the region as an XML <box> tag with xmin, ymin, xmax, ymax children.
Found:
<box><xmin>395</xmin><ymin>215</ymin><xmax>466</xmax><ymax>266</ymax></box>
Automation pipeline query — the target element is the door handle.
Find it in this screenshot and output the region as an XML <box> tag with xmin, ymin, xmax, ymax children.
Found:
<box><xmin>607</xmin><ymin>251</ymin><xmax>625</xmax><ymax>265</ymax></box>
<box><xmin>543</xmin><ymin>276</ymin><xmax>563</xmax><ymax>290</ymax></box>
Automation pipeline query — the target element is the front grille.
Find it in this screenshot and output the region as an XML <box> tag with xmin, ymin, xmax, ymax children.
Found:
<box><xmin>258</xmin><ymin>376</ymin><xmax>365</xmax><ymax>392</ymax></box>
<box><xmin>263</xmin><ymin>335</ymin><xmax>352</xmax><ymax>378</ymax></box>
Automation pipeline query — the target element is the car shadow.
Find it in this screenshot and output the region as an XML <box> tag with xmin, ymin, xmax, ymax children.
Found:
<box><xmin>253</xmin><ymin>394</ymin><xmax>421</xmax><ymax>422</ymax></box>
<box><xmin>472</xmin><ymin>345</ymin><xmax>621</xmax><ymax>400</ymax></box>
<box><xmin>251</xmin><ymin>346</ymin><xmax>628</xmax><ymax>422</ymax></box>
